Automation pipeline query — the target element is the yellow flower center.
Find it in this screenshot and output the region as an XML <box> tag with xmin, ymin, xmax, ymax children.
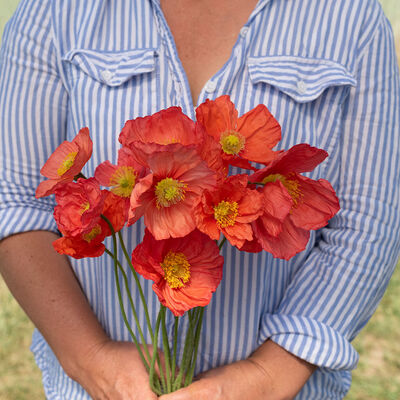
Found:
<box><xmin>80</xmin><ymin>201</ymin><xmax>90</xmax><ymax>214</ymax></box>
<box><xmin>262</xmin><ymin>173</ymin><xmax>303</xmax><ymax>206</ymax></box>
<box><xmin>161</xmin><ymin>251</ymin><xmax>191</xmax><ymax>289</ymax></box>
<box><xmin>110</xmin><ymin>166</ymin><xmax>137</xmax><ymax>197</ymax></box>
<box><xmin>82</xmin><ymin>225</ymin><xmax>102</xmax><ymax>243</ymax></box>
<box><xmin>155</xmin><ymin>177</ymin><xmax>187</xmax><ymax>208</ymax></box>
<box><xmin>220</xmin><ymin>131</ymin><xmax>245</xmax><ymax>155</ymax></box>
<box><xmin>57</xmin><ymin>152</ymin><xmax>78</xmax><ymax>176</ymax></box>
<box><xmin>214</xmin><ymin>200</ymin><xmax>239</xmax><ymax>228</ymax></box>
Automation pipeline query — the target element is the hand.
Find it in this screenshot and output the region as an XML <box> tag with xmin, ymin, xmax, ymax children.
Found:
<box><xmin>159</xmin><ymin>341</ymin><xmax>316</xmax><ymax>400</ymax></box>
<box><xmin>159</xmin><ymin>359</ymin><xmax>273</xmax><ymax>400</ymax></box>
<box><xmin>70</xmin><ymin>340</ymin><xmax>159</xmax><ymax>400</ymax></box>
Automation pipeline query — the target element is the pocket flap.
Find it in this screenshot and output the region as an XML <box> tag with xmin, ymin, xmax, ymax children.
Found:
<box><xmin>247</xmin><ymin>55</ymin><xmax>357</xmax><ymax>103</ymax></box>
<box><xmin>62</xmin><ymin>48</ymin><xmax>157</xmax><ymax>86</ymax></box>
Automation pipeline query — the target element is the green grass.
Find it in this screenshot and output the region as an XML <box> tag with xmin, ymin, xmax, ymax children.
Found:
<box><xmin>0</xmin><ymin>279</ymin><xmax>44</xmax><ymax>399</ymax></box>
<box><xmin>346</xmin><ymin>265</ymin><xmax>400</xmax><ymax>400</ymax></box>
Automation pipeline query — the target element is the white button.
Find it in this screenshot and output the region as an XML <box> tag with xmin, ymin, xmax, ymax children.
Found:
<box><xmin>240</xmin><ymin>26</ymin><xmax>249</xmax><ymax>37</ymax></box>
<box><xmin>101</xmin><ymin>69</ymin><xmax>113</xmax><ymax>82</ymax></box>
<box><xmin>205</xmin><ymin>80</ymin><xmax>217</xmax><ymax>93</ymax></box>
<box><xmin>296</xmin><ymin>80</ymin><xmax>307</xmax><ymax>94</ymax></box>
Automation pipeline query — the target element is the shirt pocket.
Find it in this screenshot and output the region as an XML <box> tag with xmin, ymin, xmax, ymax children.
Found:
<box><xmin>62</xmin><ymin>48</ymin><xmax>157</xmax><ymax>87</ymax></box>
<box><xmin>246</xmin><ymin>55</ymin><xmax>357</xmax><ymax>161</ymax></box>
<box><xmin>247</xmin><ymin>55</ymin><xmax>357</xmax><ymax>103</ymax></box>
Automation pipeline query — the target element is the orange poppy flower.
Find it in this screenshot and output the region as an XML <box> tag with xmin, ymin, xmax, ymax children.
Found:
<box><xmin>94</xmin><ymin>147</ymin><xmax>149</xmax><ymax>221</ymax></box>
<box><xmin>53</xmin><ymin>228</ymin><xmax>106</xmax><ymax>259</ymax></box>
<box><xmin>52</xmin><ymin>190</ymin><xmax>127</xmax><ymax>259</ymax></box>
<box><xmin>119</xmin><ymin>107</ymin><xmax>204</xmax><ymax>147</ymax></box>
<box><xmin>53</xmin><ymin>178</ymin><xmax>105</xmax><ymax>237</ymax></box>
<box><xmin>119</xmin><ymin>107</ymin><xmax>226</xmax><ymax>181</ymax></box>
<box><xmin>36</xmin><ymin>127</ymin><xmax>92</xmax><ymax>198</ymax></box>
<box><xmin>196</xmin><ymin>95</ymin><xmax>282</xmax><ymax>170</ymax></box>
<box><xmin>248</xmin><ymin>144</ymin><xmax>340</xmax><ymax>259</ymax></box>
<box><xmin>131</xmin><ymin>229</ymin><xmax>224</xmax><ymax>316</ymax></box>
<box><xmin>128</xmin><ymin>143</ymin><xmax>217</xmax><ymax>240</ymax></box>
<box><xmin>194</xmin><ymin>175</ymin><xmax>263</xmax><ymax>248</ymax></box>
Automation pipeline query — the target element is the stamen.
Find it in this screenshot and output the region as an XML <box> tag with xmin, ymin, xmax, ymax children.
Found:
<box><xmin>262</xmin><ymin>173</ymin><xmax>303</xmax><ymax>206</ymax></box>
<box><xmin>220</xmin><ymin>131</ymin><xmax>245</xmax><ymax>155</ymax></box>
<box><xmin>155</xmin><ymin>177</ymin><xmax>187</xmax><ymax>208</ymax></box>
<box><xmin>110</xmin><ymin>166</ymin><xmax>137</xmax><ymax>197</ymax></box>
<box><xmin>214</xmin><ymin>200</ymin><xmax>239</xmax><ymax>228</ymax></box>
<box><xmin>83</xmin><ymin>225</ymin><xmax>102</xmax><ymax>243</ymax></box>
<box><xmin>57</xmin><ymin>152</ymin><xmax>78</xmax><ymax>176</ymax></box>
<box><xmin>161</xmin><ymin>251</ymin><xmax>191</xmax><ymax>289</ymax></box>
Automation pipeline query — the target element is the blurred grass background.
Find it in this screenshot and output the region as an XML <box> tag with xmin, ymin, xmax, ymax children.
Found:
<box><xmin>0</xmin><ymin>0</ymin><xmax>399</xmax><ymax>399</ymax></box>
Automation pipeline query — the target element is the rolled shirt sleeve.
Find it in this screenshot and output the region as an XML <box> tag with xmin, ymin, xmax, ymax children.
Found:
<box><xmin>259</xmin><ymin>11</ymin><xmax>400</xmax><ymax>371</ymax></box>
<box><xmin>0</xmin><ymin>0</ymin><xmax>68</xmax><ymax>241</ymax></box>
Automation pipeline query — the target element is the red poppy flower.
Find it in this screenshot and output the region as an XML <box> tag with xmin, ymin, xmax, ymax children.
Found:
<box><xmin>52</xmin><ymin>189</ymin><xmax>127</xmax><ymax>259</ymax></box>
<box><xmin>196</xmin><ymin>95</ymin><xmax>282</xmax><ymax>170</ymax></box>
<box><xmin>95</xmin><ymin>147</ymin><xmax>149</xmax><ymax>221</ymax></box>
<box><xmin>194</xmin><ymin>175</ymin><xmax>263</xmax><ymax>248</ymax></box>
<box><xmin>53</xmin><ymin>178</ymin><xmax>105</xmax><ymax>237</ymax></box>
<box><xmin>119</xmin><ymin>107</ymin><xmax>226</xmax><ymax>180</ymax></box>
<box><xmin>248</xmin><ymin>144</ymin><xmax>340</xmax><ymax>259</ymax></box>
<box><xmin>131</xmin><ymin>229</ymin><xmax>224</xmax><ymax>316</ymax></box>
<box><xmin>36</xmin><ymin>127</ymin><xmax>92</xmax><ymax>198</ymax></box>
<box><xmin>128</xmin><ymin>143</ymin><xmax>217</xmax><ymax>240</ymax></box>
<box><xmin>119</xmin><ymin>107</ymin><xmax>204</xmax><ymax>148</ymax></box>
<box><xmin>52</xmin><ymin>226</ymin><xmax>106</xmax><ymax>259</ymax></box>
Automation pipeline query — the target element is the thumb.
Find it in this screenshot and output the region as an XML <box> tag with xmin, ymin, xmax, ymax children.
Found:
<box><xmin>159</xmin><ymin>387</ymin><xmax>193</xmax><ymax>400</ymax></box>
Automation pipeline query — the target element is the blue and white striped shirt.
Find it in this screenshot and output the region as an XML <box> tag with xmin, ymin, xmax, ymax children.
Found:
<box><xmin>1</xmin><ymin>0</ymin><xmax>399</xmax><ymax>398</ymax></box>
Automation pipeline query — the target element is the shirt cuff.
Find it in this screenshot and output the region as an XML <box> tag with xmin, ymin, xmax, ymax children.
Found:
<box><xmin>258</xmin><ymin>313</ymin><xmax>359</xmax><ymax>371</ymax></box>
<box><xmin>0</xmin><ymin>206</ymin><xmax>58</xmax><ymax>241</ymax></box>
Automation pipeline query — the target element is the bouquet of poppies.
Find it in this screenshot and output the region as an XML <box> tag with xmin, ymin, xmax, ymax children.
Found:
<box><xmin>36</xmin><ymin>95</ymin><xmax>340</xmax><ymax>395</ymax></box>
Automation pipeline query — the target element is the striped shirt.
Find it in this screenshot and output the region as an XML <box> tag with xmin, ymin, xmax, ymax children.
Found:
<box><xmin>1</xmin><ymin>0</ymin><xmax>399</xmax><ymax>398</ymax></box>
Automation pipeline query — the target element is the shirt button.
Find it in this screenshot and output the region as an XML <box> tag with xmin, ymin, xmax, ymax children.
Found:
<box><xmin>205</xmin><ymin>80</ymin><xmax>217</xmax><ymax>93</ymax></box>
<box><xmin>101</xmin><ymin>69</ymin><xmax>114</xmax><ymax>82</ymax></box>
<box><xmin>240</xmin><ymin>26</ymin><xmax>249</xmax><ymax>37</ymax></box>
<box><xmin>296</xmin><ymin>80</ymin><xmax>307</xmax><ymax>94</ymax></box>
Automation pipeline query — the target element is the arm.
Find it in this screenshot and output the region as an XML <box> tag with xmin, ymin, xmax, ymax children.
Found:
<box><xmin>0</xmin><ymin>1</ymin><xmax>156</xmax><ymax>398</ymax></box>
<box><xmin>0</xmin><ymin>231</ymin><xmax>157</xmax><ymax>399</ymax></box>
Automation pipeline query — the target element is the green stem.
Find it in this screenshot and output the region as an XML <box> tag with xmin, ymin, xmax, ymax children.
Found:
<box><xmin>117</xmin><ymin>231</ymin><xmax>153</xmax><ymax>341</ymax></box>
<box><xmin>149</xmin><ymin>309</ymin><xmax>163</xmax><ymax>396</ymax></box>
<box><xmin>171</xmin><ymin>316</ymin><xmax>179</xmax><ymax>383</ymax></box>
<box><xmin>115</xmin><ymin>230</ymin><xmax>166</xmax><ymax>390</ymax></box>
<box><xmin>104</xmin><ymin>248</ymin><xmax>152</xmax><ymax>365</ymax></box>
<box><xmin>103</xmin><ymin>216</ymin><xmax>164</xmax><ymax>393</ymax></box>
<box><xmin>161</xmin><ymin>306</ymin><xmax>172</xmax><ymax>393</ymax></box>
<box><xmin>218</xmin><ymin>236</ymin><xmax>227</xmax><ymax>250</ymax></box>
<box><xmin>104</xmin><ymin>222</ymin><xmax>150</xmax><ymax>371</ymax></box>
<box><xmin>173</xmin><ymin>310</ymin><xmax>197</xmax><ymax>391</ymax></box>
<box><xmin>184</xmin><ymin>307</ymin><xmax>204</xmax><ymax>386</ymax></box>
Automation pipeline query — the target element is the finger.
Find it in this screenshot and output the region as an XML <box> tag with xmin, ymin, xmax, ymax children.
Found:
<box><xmin>159</xmin><ymin>384</ymin><xmax>203</xmax><ymax>400</ymax></box>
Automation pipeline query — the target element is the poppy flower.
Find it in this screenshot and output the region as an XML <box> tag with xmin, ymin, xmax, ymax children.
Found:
<box><xmin>52</xmin><ymin>226</ymin><xmax>106</xmax><ymax>259</ymax></box>
<box><xmin>196</xmin><ymin>95</ymin><xmax>281</xmax><ymax>170</ymax></box>
<box><xmin>36</xmin><ymin>127</ymin><xmax>92</xmax><ymax>198</ymax></box>
<box><xmin>131</xmin><ymin>229</ymin><xmax>224</xmax><ymax>316</ymax></box>
<box><xmin>128</xmin><ymin>142</ymin><xmax>217</xmax><ymax>240</ymax></box>
<box><xmin>119</xmin><ymin>107</ymin><xmax>226</xmax><ymax>180</ymax></box>
<box><xmin>248</xmin><ymin>144</ymin><xmax>340</xmax><ymax>259</ymax></box>
<box><xmin>52</xmin><ymin>190</ymin><xmax>127</xmax><ymax>259</ymax></box>
<box><xmin>53</xmin><ymin>178</ymin><xmax>105</xmax><ymax>237</ymax></box>
<box><xmin>94</xmin><ymin>147</ymin><xmax>149</xmax><ymax>221</ymax></box>
<box><xmin>194</xmin><ymin>175</ymin><xmax>263</xmax><ymax>248</ymax></box>
<box><xmin>119</xmin><ymin>107</ymin><xmax>204</xmax><ymax>148</ymax></box>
